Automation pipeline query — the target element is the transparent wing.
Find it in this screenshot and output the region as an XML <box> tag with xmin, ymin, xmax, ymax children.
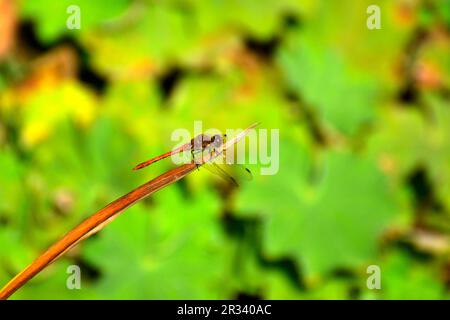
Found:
<box><xmin>202</xmin><ymin>162</ymin><xmax>252</xmax><ymax>186</ymax></box>
<box><xmin>195</xmin><ymin>137</ymin><xmax>253</xmax><ymax>185</ymax></box>
<box><xmin>216</xmin><ymin>152</ymin><xmax>253</xmax><ymax>181</ymax></box>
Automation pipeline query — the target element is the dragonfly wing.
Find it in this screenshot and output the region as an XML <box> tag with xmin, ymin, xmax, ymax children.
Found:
<box><xmin>228</xmin><ymin>164</ymin><xmax>253</xmax><ymax>181</ymax></box>
<box><xmin>203</xmin><ymin>161</ymin><xmax>253</xmax><ymax>186</ymax></box>
<box><xmin>217</xmin><ymin>155</ymin><xmax>253</xmax><ymax>181</ymax></box>
<box><xmin>203</xmin><ymin>163</ymin><xmax>239</xmax><ymax>186</ymax></box>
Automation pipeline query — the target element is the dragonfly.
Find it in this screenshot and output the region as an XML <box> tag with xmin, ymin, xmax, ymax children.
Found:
<box><xmin>133</xmin><ymin>133</ymin><xmax>252</xmax><ymax>186</ymax></box>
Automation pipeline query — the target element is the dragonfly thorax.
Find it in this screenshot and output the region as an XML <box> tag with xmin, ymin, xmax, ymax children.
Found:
<box><xmin>191</xmin><ymin>134</ymin><xmax>225</xmax><ymax>151</ymax></box>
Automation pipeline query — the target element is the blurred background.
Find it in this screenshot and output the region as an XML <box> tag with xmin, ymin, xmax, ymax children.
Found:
<box><xmin>0</xmin><ymin>0</ymin><xmax>449</xmax><ymax>299</ymax></box>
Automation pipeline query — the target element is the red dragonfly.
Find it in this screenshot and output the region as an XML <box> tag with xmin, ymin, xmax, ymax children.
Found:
<box><xmin>133</xmin><ymin>133</ymin><xmax>252</xmax><ymax>186</ymax></box>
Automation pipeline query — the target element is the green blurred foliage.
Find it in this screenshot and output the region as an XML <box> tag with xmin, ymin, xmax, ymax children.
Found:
<box><xmin>0</xmin><ymin>0</ymin><xmax>449</xmax><ymax>299</ymax></box>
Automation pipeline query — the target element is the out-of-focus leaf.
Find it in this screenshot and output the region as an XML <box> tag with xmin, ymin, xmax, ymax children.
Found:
<box><xmin>169</xmin><ymin>69</ymin><xmax>293</xmax><ymax>131</ymax></box>
<box><xmin>0</xmin><ymin>228</ymin><xmax>34</xmax><ymax>278</ymax></box>
<box><xmin>368</xmin><ymin>94</ymin><xmax>450</xmax><ymax>212</ymax></box>
<box><xmin>189</xmin><ymin>0</ymin><xmax>313</xmax><ymax>40</ymax></box>
<box><xmin>237</xmin><ymin>133</ymin><xmax>397</xmax><ymax>278</ymax></box>
<box><xmin>10</xmin><ymin>260</ymin><xmax>97</xmax><ymax>300</ymax></box>
<box><xmin>367</xmin><ymin>105</ymin><xmax>428</xmax><ymax>179</ymax></box>
<box><xmin>19</xmin><ymin>81</ymin><xmax>97</xmax><ymax>148</ymax></box>
<box><xmin>24</xmin><ymin>118</ymin><xmax>140</xmax><ymax>248</ymax></box>
<box><xmin>0</xmin><ymin>150</ymin><xmax>25</xmax><ymax>224</ymax></box>
<box><xmin>102</xmin><ymin>80</ymin><xmax>163</xmax><ymax>148</ymax></box>
<box><xmin>277</xmin><ymin>31</ymin><xmax>376</xmax><ymax>135</ymax></box>
<box><xmin>20</xmin><ymin>0</ymin><xmax>129</xmax><ymax>43</ymax></box>
<box><xmin>362</xmin><ymin>252</ymin><xmax>448</xmax><ymax>299</ymax></box>
<box><xmin>84</xmin><ymin>0</ymin><xmax>313</xmax><ymax>78</ymax></box>
<box><xmin>424</xmin><ymin>95</ymin><xmax>450</xmax><ymax>212</ymax></box>
<box><xmin>298</xmin><ymin>1</ymin><xmax>414</xmax><ymax>89</ymax></box>
<box><xmin>84</xmin><ymin>3</ymin><xmax>197</xmax><ymax>78</ymax></box>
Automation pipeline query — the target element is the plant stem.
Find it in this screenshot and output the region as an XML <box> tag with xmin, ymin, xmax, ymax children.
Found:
<box><xmin>0</xmin><ymin>163</ymin><xmax>197</xmax><ymax>300</ymax></box>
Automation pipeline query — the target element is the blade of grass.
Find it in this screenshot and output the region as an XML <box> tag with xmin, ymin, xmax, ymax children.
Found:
<box><xmin>0</xmin><ymin>123</ymin><xmax>259</xmax><ymax>300</ymax></box>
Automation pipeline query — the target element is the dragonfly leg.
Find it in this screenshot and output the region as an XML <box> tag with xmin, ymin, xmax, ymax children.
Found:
<box><xmin>191</xmin><ymin>149</ymin><xmax>200</xmax><ymax>171</ymax></box>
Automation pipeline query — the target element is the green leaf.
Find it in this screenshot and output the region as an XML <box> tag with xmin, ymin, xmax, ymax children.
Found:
<box><xmin>10</xmin><ymin>260</ymin><xmax>97</xmax><ymax>300</ymax></box>
<box><xmin>20</xmin><ymin>0</ymin><xmax>130</xmax><ymax>43</ymax></box>
<box><xmin>277</xmin><ymin>32</ymin><xmax>376</xmax><ymax>135</ymax></box>
<box><xmin>19</xmin><ymin>81</ymin><xmax>97</xmax><ymax>148</ymax></box>
<box><xmin>367</xmin><ymin>94</ymin><xmax>450</xmax><ymax>213</ymax></box>
<box><xmin>237</xmin><ymin>135</ymin><xmax>397</xmax><ymax>278</ymax></box>
<box><xmin>362</xmin><ymin>251</ymin><xmax>448</xmax><ymax>299</ymax></box>
<box><xmin>0</xmin><ymin>150</ymin><xmax>27</xmax><ymax>226</ymax></box>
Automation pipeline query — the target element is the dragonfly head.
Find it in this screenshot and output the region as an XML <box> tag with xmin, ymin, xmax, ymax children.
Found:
<box><xmin>211</xmin><ymin>134</ymin><xmax>225</xmax><ymax>148</ymax></box>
